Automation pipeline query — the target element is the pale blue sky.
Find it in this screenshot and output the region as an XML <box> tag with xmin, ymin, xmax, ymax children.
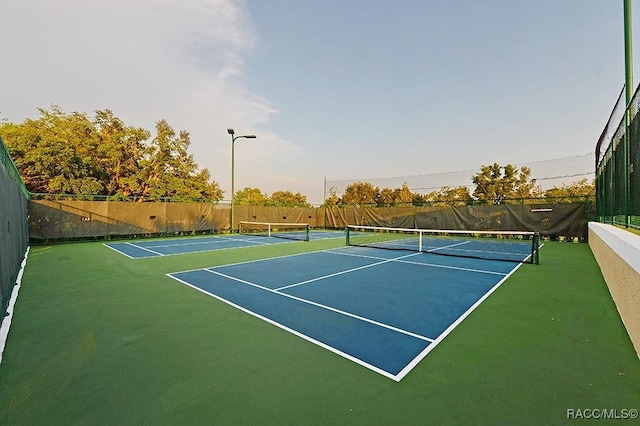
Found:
<box><xmin>0</xmin><ymin>1</ymin><xmax>635</xmax><ymax>203</ymax></box>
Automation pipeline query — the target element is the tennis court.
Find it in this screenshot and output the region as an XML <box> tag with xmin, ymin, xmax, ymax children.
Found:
<box><xmin>168</xmin><ymin>246</ymin><xmax>520</xmax><ymax>381</ymax></box>
<box><xmin>105</xmin><ymin>229</ymin><xmax>345</xmax><ymax>259</ymax></box>
<box><xmin>2</xmin><ymin>235</ymin><xmax>639</xmax><ymax>425</ymax></box>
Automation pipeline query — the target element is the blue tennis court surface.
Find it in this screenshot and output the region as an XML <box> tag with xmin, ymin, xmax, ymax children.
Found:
<box><xmin>104</xmin><ymin>230</ymin><xmax>345</xmax><ymax>259</ymax></box>
<box><xmin>167</xmin><ymin>246</ymin><xmax>522</xmax><ymax>381</ymax></box>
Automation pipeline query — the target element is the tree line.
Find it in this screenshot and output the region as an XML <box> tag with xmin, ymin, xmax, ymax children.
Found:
<box><xmin>1</xmin><ymin>106</ymin><xmax>223</xmax><ymax>201</ymax></box>
<box><xmin>1</xmin><ymin>106</ymin><xmax>312</xmax><ymax>204</ymax></box>
<box><xmin>1</xmin><ymin>106</ymin><xmax>593</xmax><ymax>206</ymax></box>
<box><xmin>325</xmin><ymin>166</ymin><xmax>594</xmax><ymax>207</ymax></box>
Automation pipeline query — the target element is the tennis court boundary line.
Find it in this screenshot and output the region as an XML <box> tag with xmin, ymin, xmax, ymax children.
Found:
<box><xmin>203</xmin><ymin>262</ymin><xmax>435</xmax><ymax>343</ymax></box>
<box><xmin>126</xmin><ymin>242</ymin><xmax>165</xmax><ymax>256</ymax></box>
<box><xmin>275</xmin><ymin>252</ymin><xmax>424</xmax><ymax>291</ymax></box>
<box><xmin>103</xmin><ymin>243</ymin><xmax>137</xmax><ymax>259</ymax></box>
<box><xmin>165</xmin><ymin>245</ymin><xmax>534</xmax><ymax>381</ymax></box>
<box><xmin>168</xmin><ymin>248</ymin><xmax>338</xmax><ymax>275</ymax></box>
<box><xmin>395</xmin><ymin>261</ymin><xmax>524</xmax><ymax>380</ymax></box>
<box><xmin>167</xmin><ymin>273</ymin><xmax>403</xmax><ymax>381</ymax></box>
<box><xmin>324</xmin><ymin>249</ymin><xmax>508</xmax><ymax>276</ymax></box>
<box><xmin>168</xmin><ymin>245</ymin><xmax>511</xmax><ymax>277</ymax></box>
<box><xmin>103</xmin><ymin>234</ymin><xmax>301</xmax><ymax>259</ymax></box>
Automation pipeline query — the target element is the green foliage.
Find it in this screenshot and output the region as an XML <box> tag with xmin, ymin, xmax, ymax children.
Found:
<box><xmin>544</xmin><ymin>178</ymin><xmax>595</xmax><ymax>200</ymax></box>
<box><xmin>234</xmin><ymin>187</ymin><xmax>269</xmax><ymax>205</ymax></box>
<box><xmin>333</xmin><ymin>182</ymin><xmax>473</xmax><ymax>207</ymax></box>
<box><xmin>93</xmin><ymin>109</ymin><xmax>151</xmax><ymax>197</ymax></box>
<box><xmin>472</xmin><ymin>163</ymin><xmax>541</xmax><ymax>204</ymax></box>
<box><xmin>235</xmin><ymin>187</ymin><xmax>311</xmax><ymax>207</ymax></box>
<box><xmin>377</xmin><ymin>183</ymin><xmax>414</xmax><ymax>206</ymax></box>
<box><xmin>425</xmin><ymin>186</ymin><xmax>472</xmax><ymax>206</ymax></box>
<box><xmin>269</xmin><ymin>190</ymin><xmax>310</xmax><ymax>207</ymax></box>
<box><xmin>325</xmin><ymin>164</ymin><xmax>581</xmax><ymax>207</ymax></box>
<box><xmin>340</xmin><ymin>181</ymin><xmax>380</xmax><ymax>205</ymax></box>
<box><xmin>0</xmin><ymin>106</ymin><xmax>223</xmax><ymax>201</ymax></box>
<box><xmin>323</xmin><ymin>187</ymin><xmax>340</xmax><ymax>206</ymax></box>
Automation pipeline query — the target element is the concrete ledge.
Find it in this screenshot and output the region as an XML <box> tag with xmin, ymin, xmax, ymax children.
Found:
<box><xmin>588</xmin><ymin>222</ymin><xmax>640</xmax><ymax>359</ymax></box>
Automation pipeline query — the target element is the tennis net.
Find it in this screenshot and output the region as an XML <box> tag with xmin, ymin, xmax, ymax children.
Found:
<box><xmin>239</xmin><ymin>221</ymin><xmax>310</xmax><ymax>241</ymax></box>
<box><xmin>346</xmin><ymin>225</ymin><xmax>540</xmax><ymax>264</ymax></box>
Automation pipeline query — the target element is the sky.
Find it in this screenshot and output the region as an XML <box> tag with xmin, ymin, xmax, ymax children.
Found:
<box><xmin>0</xmin><ymin>0</ymin><xmax>636</xmax><ymax>204</ymax></box>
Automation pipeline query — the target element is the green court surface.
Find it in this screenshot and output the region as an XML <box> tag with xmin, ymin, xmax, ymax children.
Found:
<box><xmin>0</xmin><ymin>238</ymin><xmax>638</xmax><ymax>425</ymax></box>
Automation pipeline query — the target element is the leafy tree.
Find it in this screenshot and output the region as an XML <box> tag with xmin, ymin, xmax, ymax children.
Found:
<box><xmin>1</xmin><ymin>107</ymin><xmax>223</xmax><ymax>201</ymax></box>
<box><xmin>1</xmin><ymin>106</ymin><xmax>104</xmax><ymax>194</ymax></box>
<box><xmin>269</xmin><ymin>190</ymin><xmax>310</xmax><ymax>207</ymax></box>
<box><xmin>377</xmin><ymin>183</ymin><xmax>415</xmax><ymax>206</ymax></box>
<box><xmin>377</xmin><ymin>187</ymin><xmax>396</xmax><ymax>206</ymax></box>
<box><xmin>471</xmin><ymin>163</ymin><xmax>540</xmax><ymax>204</ymax></box>
<box><xmin>324</xmin><ymin>187</ymin><xmax>340</xmax><ymax>206</ymax></box>
<box><xmin>412</xmin><ymin>193</ymin><xmax>428</xmax><ymax>206</ymax></box>
<box><xmin>138</xmin><ymin>119</ymin><xmax>222</xmax><ymax>200</ymax></box>
<box><xmin>234</xmin><ymin>187</ymin><xmax>269</xmax><ymax>205</ymax></box>
<box><xmin>340</xmin><ymin>181</ymin><xmax>380</xmax><ymax>205</ymax></box>
<box><xmin>544</xmin><ymin>178</ymin><xmax>595</xmax><ymax>200</ymax></box>
<box><xmin>426</xmin><ymin>186</ymin><xmax>472</xmax><ymax>206</ymax></box>
<box><xmin>93</xmin><ymin>109</ymin><xmax>150</xmax><ymax>197</ymax></box>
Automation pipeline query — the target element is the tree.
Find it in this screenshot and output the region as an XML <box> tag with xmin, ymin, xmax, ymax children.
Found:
<box><xmin>377</xmin><ymin>183</ymin><xmax>415</xmax><ymax>206</ymax></box>
<box><xmin>269</xmin><ymin>190</ymin><xmax>310</xmax><ymax>207</ymax></box>
<box><xmin>1</xmin><ymin>107</ymin><xmax>224</xmax><ymax>201</ymax></box>
<box><xmin>234</xmin><ymin>187</ymin><xmax>269</xmax><ymax>205</ymax></box>
<box><xmin>93</xmin><ymin>109</ymin><xmax>150</xmax><ymax>197</ymax></box>
<box><xmin>426</xmin><ymin>186</ymin><xmax>472</xmax><ymax>206</ymax></box>
<box><xmin>340</xmin><ymin>181</ymin><xmax>380</xmax><ymax>205</ymax></box>
<box><xmin>471</xmin><ymin>163</ymin><xmax>540</xmax><ymax>204</ymax></box>
<box><xmin>324</xmin><ymin>187</ymin><xmax>340</xmax><ymax>206</ymax></box>
<box><xmin>1</xmin><ymin>106</ymin><xmax>105</xmax><ymax>194</ymax></box>
<box><xmin>128</xmin><ymin>119</ymin><xmax>223</xmax><ymax>201</ymax></box>
<box><xmin>377</xmin><ymin>187</ymin><xmax>396</xmax><ymax>206</ymax></box>
<box><xmin>544</xmin><ymin>178</ymin><xmax>595</xmax><ymax>200</ymax></box>
<box><xmin>412</xmin><ymin>193</ymin><xmax>428</xmax><ymax>206</ymax></box>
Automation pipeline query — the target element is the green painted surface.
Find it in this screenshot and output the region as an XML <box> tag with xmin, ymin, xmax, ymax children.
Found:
<box><xmin>0</xmin><ymin>238</ymin><xmax>638</xmax><ymax>425</ymax></box>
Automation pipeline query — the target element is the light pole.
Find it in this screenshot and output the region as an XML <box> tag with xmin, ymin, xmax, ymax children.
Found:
<box><xmin>228</xmin><ymin>128</ymin><xmax>257</xmax><ymax>233</ymax></box>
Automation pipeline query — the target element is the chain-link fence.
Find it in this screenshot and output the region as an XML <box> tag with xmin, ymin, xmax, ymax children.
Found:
<box><xmin>0</xmin><ymin>136</ymin><xmax>29</xmax><ymax>319</ymax></box>
<box><xmin>596</xmin><ymin>85</ymin><xmax>640</xmax><ymax>229</ymax></box>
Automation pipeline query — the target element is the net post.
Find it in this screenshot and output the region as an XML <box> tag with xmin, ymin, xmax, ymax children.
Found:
<box><xmin>345</xmin><ymin>226</ymin><xmax>350</xmax><ymax>246</ymax></box>
<box><xmin>305</xmin><ymin>224</ymin><xmax>310</xmax><ymax>241</ymax></box>
<box><xmin>418</xmin><ymin>230</ymin><xmax>423</xmax><ymax>252</ymax></box>
<box><xmin>268</xmin><ymin>223</ymin><xmax>272</xmax><ymax>237</ymax></box>
<box><xmin>533</xmin><ymin>232</ymin><xmax>540</xmax><ymax>265</ymax></box>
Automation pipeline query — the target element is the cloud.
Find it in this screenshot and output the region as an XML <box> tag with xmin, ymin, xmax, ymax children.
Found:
<box><xmin>1</xmin><ymin>0</ymin><xmax>305</xmax><ymax>200</ymax></box>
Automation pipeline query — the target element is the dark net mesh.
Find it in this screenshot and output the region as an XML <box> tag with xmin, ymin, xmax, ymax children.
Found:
<box><xmin>595</xmin><ymin>84</ymin><xmax>640</xmax><ymax>228</ymax></box>
<box><xmin>0</xmin><ymin>140</ymin><xmax>29</xmax><ymax>319</ymax></box>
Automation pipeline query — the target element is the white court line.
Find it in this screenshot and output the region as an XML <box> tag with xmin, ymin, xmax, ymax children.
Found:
<box><xmin>325</xmin><ymin>248</ymin><xmax>508</xmax><ymax>276</ymax></box>
<box><xmin>102</xmin><ymin>243</ymin><xmax>137</xmax><ymax>259</ymax></box>
<box><xmin>276</xmin><ymin>252</ymin><xmax>422</xmax><ymax>291</ymax></box>
<box><xmin>167</xmin><ymin>244</ymin><xmax>535</xmax><ymax>381</ymax></box>
<box><xmin>126</xmin><ymin>242</ymin><xmax>165</xmax><ymax>256</ymax></box>
<box><xmin>394</xmin><ymin>261</ymin><xmax>524</xmax><ymax>381</ymax></box>
<box><xmin>145</xmin><ymin>239</ymin><xmax>237</xmax><ymax>248</ymax></box>
<box><xmin>105</xmin><ymin>235</ymin><xmax>291</xmax><ymax>259</ymax></box>
<box><xmin>168</xmin><ymin>248</ymin><xmax>330</xmax><ymax>274</ymax></box>
<box><xmin>166</xmin><ymin>273</ymin><xmax>402</xmax><ymax>381</ymax></box>
<box><xmin>147</xmin><ymin>236</ymin><xmax>271</xmax><ymax>249</ymax></box>
<box><xmin>204</xmin><ymin>267</ymin><xmax>434</xmax><ymax>343</ymax></box>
